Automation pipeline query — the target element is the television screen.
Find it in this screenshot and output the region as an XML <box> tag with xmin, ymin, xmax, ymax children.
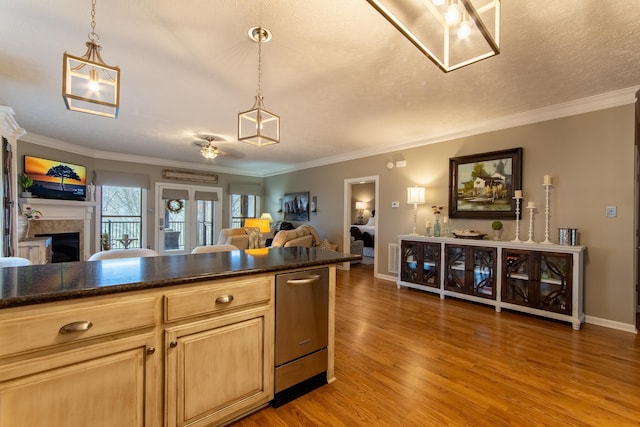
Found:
<box><xmin>24</xmin><ymin>155</ymin><xmax>87</xmax><ymax>201</ymax></box>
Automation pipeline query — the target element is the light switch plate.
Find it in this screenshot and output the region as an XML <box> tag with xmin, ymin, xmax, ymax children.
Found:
<box><xmin>605</xmin><ymin>206</ymin><xmax>617</xmax><ymax>217</ymax></box>
<box><xmin>391</xmin><ymin>201</ymin><xmax>399</xmax><ymax>208</ymax></box>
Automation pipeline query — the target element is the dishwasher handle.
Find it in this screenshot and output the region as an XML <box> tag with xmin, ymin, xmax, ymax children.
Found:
<box><xmin>286</xmin><ymin>275</ymin><xmax>321</xmax><ymax>285</ymax></box>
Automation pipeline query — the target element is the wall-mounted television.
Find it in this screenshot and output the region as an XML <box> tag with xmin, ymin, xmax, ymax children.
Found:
<box><xmin>24</xmin><ymin>155</ymin><xmax>87</xmax><ymax>201</ymax></box>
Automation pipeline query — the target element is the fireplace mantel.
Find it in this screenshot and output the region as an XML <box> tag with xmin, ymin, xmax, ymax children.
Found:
<box><xmin>20</xmin><ymin>198</ymin><xmax>96</xmax><ymax>260</ymax></box>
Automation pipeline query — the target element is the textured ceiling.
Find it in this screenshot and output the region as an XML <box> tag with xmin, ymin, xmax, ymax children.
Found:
<box><xmin>1</xmin><ymin>0</ymin><xmax>639</xmax><ymax>176</ymax></box>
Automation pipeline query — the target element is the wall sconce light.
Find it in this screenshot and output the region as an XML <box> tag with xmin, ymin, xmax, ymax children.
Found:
<box><xmin>407</xmin><ymin>186</ymin><xmax>426</xmax><ymax>235</ymax></box>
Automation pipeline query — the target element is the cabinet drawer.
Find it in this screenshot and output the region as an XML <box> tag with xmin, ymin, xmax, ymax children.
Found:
<box><xmin>0</xmin><ymin>296</ymin><xmax>157</xmax><ymax>358</ymax></box>
<box><xmin>164</xmin><ymin>277</ymin><xmax>272</xmax><ymax>322</ymax></box>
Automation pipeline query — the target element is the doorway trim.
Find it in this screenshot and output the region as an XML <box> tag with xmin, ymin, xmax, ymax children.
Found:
<box><xmin>343</xmin><ymin>175</ymin><xmax>379</xmax><ymax>276</ymax></box>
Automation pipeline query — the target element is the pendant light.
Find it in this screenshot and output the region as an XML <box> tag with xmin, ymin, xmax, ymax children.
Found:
<box><xmin>238</xmin><ymin>27</ymin><xmax>280</xmax><ymax>146</ymax></box>
<box><xmin>62</xmin><ymin>0</ymin><xmax>120</xmax><ymax>118</ymax></box>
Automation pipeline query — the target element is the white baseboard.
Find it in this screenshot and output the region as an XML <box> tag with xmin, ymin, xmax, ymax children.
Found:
<box><xmin>376</xmin><ymin>273</ymin><xmax>397</xmax><ymax>282</ymax></box>
<box><xmin>584</xmin><ymin>315</ymin><xmax>637</xmax><ymax>334</ymax></box>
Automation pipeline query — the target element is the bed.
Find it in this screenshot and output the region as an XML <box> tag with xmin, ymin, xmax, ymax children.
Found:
<box><xmin>350</xmin><ymin>225</ymin><xmax>375</xmax><ymax>257</ymax></box>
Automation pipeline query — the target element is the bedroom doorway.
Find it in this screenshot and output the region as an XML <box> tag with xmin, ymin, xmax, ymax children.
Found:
<box><xmin>343</xmin><ymin>176</ymin><xmax>379</xmax><ymax>276</ymax></box>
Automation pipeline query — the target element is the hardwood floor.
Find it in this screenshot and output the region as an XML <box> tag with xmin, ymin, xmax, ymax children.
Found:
<box><xmin>232</xmin><ymin>264</ymin><xmax>640</xmax><ymax>426</ymax></box>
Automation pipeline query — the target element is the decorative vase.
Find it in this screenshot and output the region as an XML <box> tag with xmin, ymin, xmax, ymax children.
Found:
<box><xmin>493</xmin><ymin>229</ymin><xmax>502</xmax><ymax>241</ymax></box>
<box><xmin>17</xmin><ymin>218</ymin><xmax>30</xmax><ymax>241</ymax></box>
<box><xmin>20</xmin><ymin>191</ymin><xmax>32</xmax><ymax>198</ymax></box>
<box><xmin>433</xmin><ymin>218</ymin><xmax>441</xmax><ymax>237</ymax></box>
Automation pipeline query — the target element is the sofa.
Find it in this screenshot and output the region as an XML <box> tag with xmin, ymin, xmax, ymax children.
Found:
<box><xmin>217</xmin><ymin>227</ymin><xmax>264</xmax><ymax>250</ymax></box>
<box><xmin>271</xmin><ymin>224</ymin><xmax>321</xmax><ymax>248</ymax></box>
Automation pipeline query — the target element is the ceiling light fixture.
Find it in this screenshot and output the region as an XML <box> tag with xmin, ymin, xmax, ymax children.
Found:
<box><xmin>62</xmin><ymin>0</ymin><xmax>120</xmax><ymax>118</ymax></box>
<box><xmin>195</xmin><ymin>136</ymin><xmax>219</xmax><ymax>159</ymax></box>
<box><xmin>366</xmin><ymin>0</ymin><xmax>500</xmax><ymax>72</ymax></box>
<box><xmin>238</xmin><ymin>27</ymin><xmax>280</xmax><ymax>146</ymax></box>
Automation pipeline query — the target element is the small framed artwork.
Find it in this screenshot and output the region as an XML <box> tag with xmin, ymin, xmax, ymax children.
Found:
<box><xmin>283</xmin><ymin>191</ymin><xmax>310</xmax><ymax>221</ymax></box>
<box><xmin>448</xmin><ymin>147</ymin><xmax>523</xmax><ymax>219</ymax></box>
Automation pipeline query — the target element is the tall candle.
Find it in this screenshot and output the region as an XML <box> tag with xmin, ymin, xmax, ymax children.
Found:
<box><xmin>443</xmin><ymin>216</ymin><xmax>449</xmax><ymax>224</ymax></box>
<box><xmin>514</xmin><ymin>190</ymin><xmax>522</xmax><ymax>198</ymax></box>
<box><xmin>543</xmin><ymin>175</ymin><xmax>552</xmax><ymax>185</ymax></box>
<box><xmin>526</xmin><ymin>201</ymin><xmax>535</xmax><ymax>209</ymax></box>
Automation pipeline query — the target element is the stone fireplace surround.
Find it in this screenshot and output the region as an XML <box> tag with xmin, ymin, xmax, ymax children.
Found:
<box><xmin>20</xmin><ymin>198</ymin><xmax>95</xmax><ymax>261</ymax></box>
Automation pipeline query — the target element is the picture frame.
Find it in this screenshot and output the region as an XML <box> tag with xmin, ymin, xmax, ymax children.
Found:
<box><xmin>448</xmin><ymin>147</ymin><xmax>523</xmax><ymax>219</ymax></box>
<box><xmin>283</xmin><ymin>191</ymin><xmax>310</xmax><ymax>221</ymax></box>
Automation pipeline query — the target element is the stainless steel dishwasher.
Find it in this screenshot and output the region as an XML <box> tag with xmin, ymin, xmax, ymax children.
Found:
<box><xmin>273</xmin><ymin>267</ymin><xmax>329</xmax><ymax>407</ymax></box>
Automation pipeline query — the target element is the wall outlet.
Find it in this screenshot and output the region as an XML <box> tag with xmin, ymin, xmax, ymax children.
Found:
<box><xmin>605</xmin><ymin>206</ymin><xmax>617</xmax><ymax>217</ymax></box>
<box><xmin>391</xmin><ymin>201</ymin><xmax>399</xmax><ymax>208</ymax></box>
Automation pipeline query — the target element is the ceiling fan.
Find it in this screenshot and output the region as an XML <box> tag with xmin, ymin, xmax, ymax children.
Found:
<box><xmin>194</xmin><ymin>135</ymin><xmax>221</xmax><ymax>159</ymax></box>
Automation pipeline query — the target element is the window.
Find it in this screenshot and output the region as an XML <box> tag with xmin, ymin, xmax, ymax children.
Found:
<box><xmin>230</xmin><ymin>194</ymin><xmax>259</xmax><ymax>228</ymax></box>
<box><xmin>101</xmin><ymin>186</ymin><xmax>144</xmax><ymax>249</ymax></box>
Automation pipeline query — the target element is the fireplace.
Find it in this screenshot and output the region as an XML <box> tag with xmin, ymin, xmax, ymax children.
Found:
<box><xmin>19</xmin><ymin>198</ymin><xmax>95</xmax><ymax>261</ymax></box>
<box><xmin>35</xmin><ymin>232</ymin><xmax>80</xmax><ymax>263</ymax></box>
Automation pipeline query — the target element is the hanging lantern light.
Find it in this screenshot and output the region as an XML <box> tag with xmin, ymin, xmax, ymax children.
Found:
<box><xmin>62</xmin><ymin>0</ymin><xmax>120</xmax><ymax>118</ymax></box>
<box><xmin>238</xmin><ymin>27</ymin><xmax>280</xmax><ymax>146</ymax></box>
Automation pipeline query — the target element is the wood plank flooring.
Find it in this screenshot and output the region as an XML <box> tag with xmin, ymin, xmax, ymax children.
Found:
<box><xmin>231</xmin><ymin>264</ymin><xmax>640</xmax><ymax>426</ymax></box>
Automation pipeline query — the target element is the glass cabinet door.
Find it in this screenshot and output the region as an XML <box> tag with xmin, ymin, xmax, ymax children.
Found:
<box><xmin>401</xmin><ymin>241</ymin><xmax>420</xmax><ymax>283</ymax></box>
<box><xmin>420</xmin><ymin>243</ymin><xmax>440</xmax><ymax>288</ymax></box>
<box><xmin>538</xmin><ymin>253</ymin><xmax>572</xmax><ymax>314</ymax></box>
<box><xmin>472</xmin><ymin>247</ymin><xmax>496</xmax><ymax>298</ymax></box>
<box><xmin>445</xmin><ymin>245</ymin><xmax>466</xmax><ymax>292</ymax></box>
<box><xmin>502</xmin><ymin>250</ymin><xmax>531</xmax><ymax>305</ymax></box>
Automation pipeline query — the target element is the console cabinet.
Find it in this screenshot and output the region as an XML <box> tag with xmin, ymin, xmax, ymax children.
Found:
<box><xmin>398</xmin><ymin>236</ymin><xmax>585</xmax><ymax>329</ymax></box>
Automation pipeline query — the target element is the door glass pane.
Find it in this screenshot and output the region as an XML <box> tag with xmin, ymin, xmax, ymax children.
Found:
<box><xmin>196</xmin><ymin>200</ymin><xmax>216</xmax><ymax>246</ymax></box>
<box><xmin>163</xmin><ymin>198</ymin><xmax>185</xmax><ymax>251</ymax></box>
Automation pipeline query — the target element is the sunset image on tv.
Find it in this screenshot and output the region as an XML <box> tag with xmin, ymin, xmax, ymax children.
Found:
<box><xmin>24</xmin><ymin>155</ymin><xmax>87</xmax><ymax>201</ymax></box>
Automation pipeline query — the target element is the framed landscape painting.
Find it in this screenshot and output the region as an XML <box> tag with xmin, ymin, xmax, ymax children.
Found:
<box><xmin>448</xmin><ymin>147</ymin><xmax>523</xmax><ymax>219</ymax></box>
<box><xmin>283</xmin><ymin>191</ymin><xmax>310</xmax><ymax>221</ymax></box>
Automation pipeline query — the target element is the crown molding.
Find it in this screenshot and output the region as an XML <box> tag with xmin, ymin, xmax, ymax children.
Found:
<box><xmin>14</xmin><ymin>86</ymin><xmax>640</xmax><ymax>178</ymax></box>
<box><xmin>262</xmin><ymin>85</ymin><xmax>640</xmax><ymax>176</ymax></box>
<box><xmin>18</xmin><ymin>133</ymin><xmax>265</xmax><ymax>178</ymax></box>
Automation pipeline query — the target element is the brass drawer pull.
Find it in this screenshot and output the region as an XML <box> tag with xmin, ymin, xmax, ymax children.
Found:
<box><xmin>215</xmin><ymin>295</ymin><xmax>234</xmax><ymax>304</ymax></box>
<box><xmin>59</xmin><ymin>320</ymin><xmax>93</xmax><ymax>334</ymax></box>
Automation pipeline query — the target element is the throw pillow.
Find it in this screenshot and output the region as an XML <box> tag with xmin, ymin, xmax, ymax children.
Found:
<box><xmin>244</xmin><ymin>227</ymin><xmax>262</xmax><ymax>249</ymax></box>
<box><xmin>318</xmin><ymin>239</ymin><xmax>338</xmax><ymax>251</ymax></box>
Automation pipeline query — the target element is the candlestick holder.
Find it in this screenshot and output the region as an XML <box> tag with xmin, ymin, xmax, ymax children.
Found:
<box><xmin>511</xmin><ymin>196</ymin><xmax>523</xmax><ymax>242</ymax></box>
<box><xmin>541</xmin><ymin>183</ymin><xmax>553</xmax><ymax>244</ymax></box>
<box><xmin>525</xmin><ymin>206</ymin><xmax>536</xmax><ymax>243</ymax></box>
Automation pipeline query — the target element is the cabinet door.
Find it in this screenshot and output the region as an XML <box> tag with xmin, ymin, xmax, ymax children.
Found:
<box><xmin>0</xmin><ymin>334</ymin><xmax>157</xmax><ymax>427</ymax></box>
<box><xmin>445</xmin><ymin>245</ymin><xmax>466</xmax><ymax>292</ymax></box>
<box><xmin>400</xmin><ymin>241</ymin><xmax>420</xmax><ymax>283</ymax></box>
<box><xmin>166</xmin><ymin>307</ymin><xmax>274</xmax><ymax>427</ymax></box>
<box><xmin>446</xmin><ymin>245</ymin><xmax>496</xmax><ymax>299</ymax></box>
<box><xmin>419</xmin><ymin>242</ymin><xmax>440</xmax><ymax>288</ymax></box>
<box><xmin>502</xmin><ymin>249</ymin><xmax>532</xmax><ymax>306</ymax></box>
<box><xmin>471</xmin><ymin>246</ymin><xmax>496</xmax><ymax>299</ymax></box>
<box><xmin>538</xmin><ymin>252</ymin><xmax>572</xmax><ymax>314</ymax></box>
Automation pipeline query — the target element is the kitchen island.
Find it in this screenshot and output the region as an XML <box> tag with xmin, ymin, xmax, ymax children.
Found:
<box><xmin>0</xmin><ymin>247</ymin><xmax>359</xmax><ymax>427</ymax></box>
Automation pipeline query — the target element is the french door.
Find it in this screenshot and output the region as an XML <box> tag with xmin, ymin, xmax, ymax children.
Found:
<box><xmin>155</xmin><ymin>183</ymin><xmax>222</xmax><ymax>255</ymax></box>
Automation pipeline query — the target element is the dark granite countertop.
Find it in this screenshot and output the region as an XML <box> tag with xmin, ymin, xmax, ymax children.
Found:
<box><xmin>0</xmin><ymin>247</ymin><xmax>361</xmax><ymax>309</ymax></box>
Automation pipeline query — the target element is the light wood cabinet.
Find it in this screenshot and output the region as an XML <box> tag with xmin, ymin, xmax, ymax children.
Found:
<box><xmin>0</xmin><ymin>294</ymin><xmax>160</xmax><ymax>427</ymax></box>
<box><xmin>17</xmin><ymin>237</ymin><xmax>52</xmax><ymax>264</ymax></box>
<box><xmin>398</xmin><ymin>236</ymin><xmax>585</xmax><ymax>329</ymax></box>
<box><xmin>164</xmin><ymin>276</ymin><xmax>274</xmax><ymax>427</ymax></box>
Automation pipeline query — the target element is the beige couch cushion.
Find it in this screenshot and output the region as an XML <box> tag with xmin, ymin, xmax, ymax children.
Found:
<box><xmin>271</xmin><ymin>225</ymin><xmax>320</xmax><ymax>248</ymax></box>
<box><xmin>217</xmin><ymin>228</ymin><xmax>250</xmax><ymax>250</ymax></box>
